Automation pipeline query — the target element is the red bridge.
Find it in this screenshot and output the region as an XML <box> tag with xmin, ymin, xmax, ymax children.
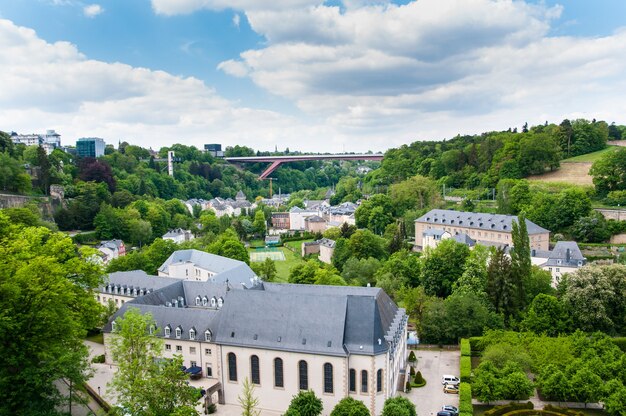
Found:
<box><xmin>224</xmin><ymin>154</ymin><xmax>384</xmax><ymax>179</ymax></box>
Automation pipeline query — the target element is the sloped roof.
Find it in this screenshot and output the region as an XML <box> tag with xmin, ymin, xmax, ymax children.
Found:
<box><xmin>452</xmin><ymin>233</ymin><xmax>476</xmax><ymax>247</ymax></box>
<box><xmin>99</xmin><ymin>270</ymin><xmax>177</xmax><ymax>292</ymax></box>
<box><xmin>415</xmin><ymin>209</ymin><xmax>550</xmax><ymax>234</ymax></box>
<box><xmin>545</xmin><ymin>241</ymin><xmax>586</xmax><ymax>267</ymax></box>
<box><xmin>158</xmin><ymin>249</ymin><xmax>245</xmax><ymax>275</ymax></box>
<box><xmin>305</xmin><ymin>215</ymin><xmax>326</xmax><ymax>223</ymax></box>
<box><xmin>423</xmin><ymin>228</ymin><xmax>447</xmax><ymax>237</ymax></box>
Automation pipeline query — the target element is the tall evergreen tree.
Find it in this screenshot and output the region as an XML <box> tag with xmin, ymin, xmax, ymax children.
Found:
<box><xmin>486</xmin><ymin>247</ymin><xmax>518</xmax><ymax>324</ymax></box>
<box><xmin>511</xmin><ymin>213</ymin><xmax>531</xmax><ymax>311</ymax></box>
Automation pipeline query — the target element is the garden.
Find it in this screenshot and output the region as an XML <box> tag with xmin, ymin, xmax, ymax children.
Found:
<box><xmin>461</xmin><ymin>331</ymin><xmax>626</xmax><ymax>416</ymax></box>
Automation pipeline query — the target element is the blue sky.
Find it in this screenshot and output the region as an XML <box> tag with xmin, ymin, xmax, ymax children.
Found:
<box><xmin>0</xmin><ymin>0</ymin><xmax>625</xmax><ymax>152</ymax></box>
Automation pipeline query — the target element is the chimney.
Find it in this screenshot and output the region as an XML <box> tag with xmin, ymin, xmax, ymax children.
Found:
<box><xmin>566</xmin><ymin>248</ymin><xmax>571</xmax><ymax>262</ymax></box>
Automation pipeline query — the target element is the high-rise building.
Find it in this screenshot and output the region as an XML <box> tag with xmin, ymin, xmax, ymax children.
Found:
<box><xmin>76</xmin><ymin>137</ymin><xmax>106</xmax><ymax>158</ymax></box>
<box><xmin>204</xmin><ymin>143</ymin><xmax>224</xmax><ymax>157</ymax></box>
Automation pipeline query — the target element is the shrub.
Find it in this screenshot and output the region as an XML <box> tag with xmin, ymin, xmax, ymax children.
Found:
<box><xmin>413</xmin><ymin>371</ymin><xmax>426</xmax><ymax>387</ymax></box>
<box><xmin>461</xmin><ymin>338</ymin><xmax>471</xmax><ymax>356</ymax></box>
<box><xmin>459</xmin><ymin>382</ymin><xmax>473</xmax><ymax>415</ymax></box>
<box><xmin>483</xmin><ymin>402</ymin><xmax>533</xmax><ymax>416</ymax></box>
<box><xmin>611</xmin><ymin>337</ymin><xmax>626</xmax><ymax>352</ymax></box>
<box><xmin>405</xmin><ymin>381</ymin><xmax>412</xmax><ymax>392</ymax></box>
<box><xmin>91</xmin><ymin>354</ymin><xmax>105</xmax><ymax>364</ymax></box>
<box><xmin>469</xmin><ymin>337</ymin><xmax>484</xmax><ymax>355</ymax></box>
<box><xmin>542</xmin><ymin>405</ymin><xmax>585</xmax><ymax>416</ymax></box>
<box><xmin>207</xmin><ymin>403</ymin><xmax>217</xmax><ymax>414</ymax></box>
<box><xmin>72</xmin><ymin>231</ymin><xmax>98</xmax><ymax>245</ymax></box>
<box><xmin>408</xmin><ymin>351</ymin><xmax>417</xmax><ymax>362</ymax></box>
<box><xmin>410</xmin><ymin>366</ymin><xmax>415</xmax><ymax>376</ymax></box>
<box><xmin>382</xmin><ymin>397</ymin><xmax>416</xmax><ymax>416</ymax></box>
<box><xmin>460</xmin><ymin>356</ymin><xmax>472</xmax><ymax>382</ymax></box>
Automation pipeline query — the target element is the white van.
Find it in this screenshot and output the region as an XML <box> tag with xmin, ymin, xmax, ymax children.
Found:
<box><xmin>441</xmin><ymin>375</ymin><xmax>460</xmax><ymax>386</ymax></box>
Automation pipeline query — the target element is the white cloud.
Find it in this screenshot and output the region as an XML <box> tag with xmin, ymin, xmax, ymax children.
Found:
<box><xmin>233</xmin><ymin>13</ymin><xmax>241</xmax><ymax>29</ymax></box>
<box><xmin>151</xmin><ymin>0</ymin><xmax>319</xmax><ymax>15</ymax></box>
<box><xmin>83</xmin><ymin>4</ymin><xmax>104</xmax><ymax>18</ymax></box>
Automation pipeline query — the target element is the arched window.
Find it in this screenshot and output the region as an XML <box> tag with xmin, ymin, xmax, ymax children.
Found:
<box><xmin>175</xmin><ymin>326</ymin><xmax>182</xmax><ymax>339</ymax></box>
<box><xmin>323</xmin><ymin>363</ymin><xmax>333</xmax><ymax>393</ymax></box>
<box><xmin>349</xmin><ymin>369</ymin><xmax>356</xmax><ymax>392</ymax></box>
<box><xmin>195</xmin><ymin>296</ymin><xmax>201</xmax><ymax>306</ymax></box>
<box><xmin>361</xmin><ymin>370</ymin><xmax>368</xmax><ymax>393</ymax></box>
<box><xmin>250</xmin><ymin>355</ymin><xmax>260</xmax><ymax>385</ymax></box>
<box><xmin>164</xmin><ymin>325</ymin><xmax>171</xmax><ymax>337</ymax></box>
<box><xmin>202</xmin><ymin>296</ymin><xmax>208</xmax><ymax>306</ymax></box>
<box><xmin>377</xmin><ymin>369</ymin><xmax>383</xmax><ymax>392</ymax></box>
<box><xmin>217</xmin><ymin>297</ymin><xmax>224</xmax><ymax>308</ymax></box>
<box><xmin>274</xmin><ymin>358</ymin><xmax>284</xmax><ymax>388</ymax></box>
<box><xmin>298</xmin><ymin>360</ymin><xmax>308</xmax><ymax>390</ymax></box>
<box><xmin>133</xmin><ymin>288</ymin><xmax>138</xmax><ymax>296</ymax></box>
<box><xmin>189</xmin><ymin>328</ymin><xmax>196</xmax><ymax>340</ymax></box>
<box><xmin>228</xmin><ymin>353</ymin><xmax>237</xmax><ymax>382</ymax></box>
<box><xmin>211</xmin><ymin>297</ymin><xmax>217</xmax><ymax>308</ymax></box>
<box><xmin>205</xmin><ymin>329</ymin><xmax>212</xmax><ymax>342</ymax></box>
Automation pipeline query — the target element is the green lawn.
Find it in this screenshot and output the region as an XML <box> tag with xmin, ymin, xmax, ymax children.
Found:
<box><xmin>248</xmin><ymin>246</ymin><xmax>305</xmax><ymax>282</ymax></box>
<box><xmin>562</xmin><ymin>146</ymin><xmax>618</xmax><ymax>163</ymax></box>
<box><xmin>283</xmin><ymin>239</ymin><xmax>314</xmax><ymax>252</ymax></box>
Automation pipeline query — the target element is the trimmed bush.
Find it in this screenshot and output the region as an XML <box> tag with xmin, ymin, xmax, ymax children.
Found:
<box><xmin>459</xmin><ymin>383</ymin><xmax>473</xmax><ymax>415</ymax></box>
<box><xmin>460</xmin><ymin>356</ymin><xmax>472</xmax><ymax>382</ymax></box>
<box><xmin>611</xmin><ymin>337</ymin><xmax>626</xmax><ymax>352</ymax></box>
<box><xmin>484</xmin><ymin>402</ymin><xmax>533</xmax><ymax>416</ymax></box>
<box><xmin>207</xmin><ymin>403</ymin><xmax>217</xmax><ymax>414</ymax></box>
<box><xmin>405</xmin><ymin>381</ymin><xmax>412</xmax><ymax>392</ymax></box>
<box><xmin>543</xmin><ymin>405</ymin><xmax>585</xmax><ymax>416</ymax></box>
<box><xmin>410</xmin><ymin>366</ymin><xmax>415</xmax><ymax>376</ymax></box>
<box><xmin>461</xmin><ymin>338</ymin><xmax>471</xmax><ymax>357</ymax></box>
<box><xmin>504</xmin><ymin>411</ymin><xmax>563</xmax><ymax>416</ymax></box>
<box><xmin>408</xmin><ymin>351</ymin><xmax>417</xmax><ymax>362</ymax></box>
<box><xmin>91</xmin><ymin>354</ymin><xmax>105</xmax><ymax>363</ymax></box>
<box><xmin>412</xmin><ymin>371</ymin><xmax>426</xmax><ymax>387</ymax></box>
<box><xmin>469</xmin><ymin>337</ymin><xmax>484</xmax><ymax>355</ymax></box>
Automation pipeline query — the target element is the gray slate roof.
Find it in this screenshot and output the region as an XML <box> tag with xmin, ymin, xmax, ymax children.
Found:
<box><xmin>305</xmin><ymin>215</ymin><xmax>325</xmax><ymax>223</ymax></box>
<box><xmin>452</xmin><ymin>233</ymin><xmax>476</xmax><ymax>247</ymax></box>
<box><xmin>158</xmin><ymin>249</ymin><xmax>246</xmax><ymax>275</ymax></box>
<box><xmin>545</xmin><ymin>241</ymin><xmax>586</xmax><ymax>267</ymax></box>
<box><xmin>423</xmin><ymin>228</ymin><xmax>447</xmax><ymax>237</ymax></box>
<box><xmin>319</xmin><ymin>238</ymin><xmax>336</xmax><ymax>248</ymax></box>
<box><xmin>99</xmin><ymin>271</ymin><xmax>178</xmax><ymax>292</ymax></box>
<box><xmin>415</xmin><ymin>209</ymin><xmax>550</xmax><ymax>234</ymax></box>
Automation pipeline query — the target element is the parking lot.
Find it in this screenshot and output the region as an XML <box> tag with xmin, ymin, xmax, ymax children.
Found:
<box><xmin>402</xmin><ymin>348</ymin><xmax>460</xmax><ymax>416</ymax></box>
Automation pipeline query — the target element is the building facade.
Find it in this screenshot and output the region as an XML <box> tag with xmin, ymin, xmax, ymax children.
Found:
<box><xmin>415</xmin><ymin>209</ymin><xmax>550</xmax><ymax>251</ymax></box>
<box><xmin>158</xmin><ymin>249</ymin><xmax>257</xmax><ymax>284</ymax></box>
<box><xmin>76</xmin><ymin>137</ymin><xmax>106</xmax><ymax>158</ymax></box>
<box><xmin>271</xmin><ymin>212</ymin><xmax>290</xmax><ymax>229</ymax></box>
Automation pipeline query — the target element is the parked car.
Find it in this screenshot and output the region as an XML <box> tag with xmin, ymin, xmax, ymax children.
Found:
<box><xmin>443</xmin><ymin>384</ymin><xmax>460</xmax><ymax>394</ymax></box>
<box><xmin>437</xmin><ymin>412</ymin><xmax>455</xmax><ymax>416</ymax></box>
<box><xmin>441</xmin><ymin>375</ymin><xmax>460</xmax><ymax>385</ymax></box>
<box><xmin>442</xmin><ymin>405</ymin><xmax>459</xmax><ymax>415</ymax></box>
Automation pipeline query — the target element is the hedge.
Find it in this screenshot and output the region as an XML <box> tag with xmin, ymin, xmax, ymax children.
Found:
<box><xmin>72</xmin><ymin>231</ymin><xmax>99</xmax><ymax>245</ymax></box>
<box><xmin>460</xmin><ymin>356</ymin><xmax>472</xmax><ymax>382</ymax></box>
<box><xmin>461</xmin><ymin>338</ymin><xmax>471</xmax><ymax>357</ymax></box>
<box><xmin>611</xmin><ymin>337</ymin><xmax>626</xmax><ymax>352</ymax></box>
<box><xmin>484</xmin><ymin>402</ymin><xmax>533</xmax><ymax>416</ymax></box>
<box><xmin>469</xmin><ymin>337</ymin><xmax>484</xmax><ymax>355</ymax></box>
<box><xmin>504</xmin><ymin>410</ymin><xmax>563</xmax><ymax>416</ymax></box>
<box><xmin>459</xmin><ymin>383</ymin><xmax>473</xmax><ymax>415</ymax></box>
<box><xmin>543</xmin><ymin>405</ymin><xmax>585</xmax><ymax>416</ymax></box>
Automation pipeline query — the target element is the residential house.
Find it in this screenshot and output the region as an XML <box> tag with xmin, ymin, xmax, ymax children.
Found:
<box><xmin>163</xmin><ymin>228</ymin><xmax>195</xmax><ymax>244</ymax></box>
<box><xmin>305</xmin><ymin>215</ymin><xmax>327</xmax><ymax>234</ymax></box>
<box><xmin>271</xmin><ymin>212</ymin><xmax>290</xmax><ymax>230</ymax></box>
<box><xmin>96</xmin><ymin>239</ymin><xmax>126</xmax><ymax>264</ymax></box>
<box><xmin>532</xmin><ymin>241</ymin><xmax>586</xmax><ymax>286</ymax></box>
<box><xmin>319</xmin><ymin>238</ymin><xmax>336</xmax><ymax>264</ymax></box>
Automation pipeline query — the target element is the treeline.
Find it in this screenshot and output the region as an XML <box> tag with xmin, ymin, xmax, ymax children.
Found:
<box><xmin>371</xmin><ymin>119</ymin><xmax>623</xmax><ymax>189</ymax></box>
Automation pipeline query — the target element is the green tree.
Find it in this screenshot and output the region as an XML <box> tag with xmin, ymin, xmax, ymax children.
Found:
<box><xmin>285</xmin><ymin>390</ymin><xmax>323</xmax><ymax>416</ymax></box>
<box><xmin>329</xmin><ymin>397</ymin><xmax>369</xmax><ymax>416</ymax></box>
<box><xmin>570</xmin><ymin>366</ymin><xmax>603</xmax><ymax>405</ymax></box>
<box><xmin>238</xmin><ymin>378</ymin><xmax>261</xmax><ymax>416</ymax></box>
<box><xmin>348</xmin><ymin>229</ymin><xmax>388</xmax><ymax>261</ymax></box>
<box><xmin>604</xmin><ymin>383</ymin><xmax>626</xmax><ymax>416</ymax></box>
<box><xmin>341</xmin><ymin>256</ymin><xmax>381</xmax><ymax>286</ymax></box>
<box><xmin>253</xmin><ymin>209</ymin><xmax>267</xmax><ymax>237</ymax></box>
<box><xmin>521</xmin><ymin>294</ymin><xmax>569</xmax><ymax>336</ymax></box>
<box><xmin>0</xmin><ymin>219</ymin><xmax>104</xmax><ymax>415</ymax></box>
<box><xmin>421</xmin><ymin>239</ymin><xmax>470</xmax><ymax>297</ymax></box>
<box><xmin>452</xmin><ymin>244</ymin><xmax>490</xmax><ymax>302</ymax></box>
<box><xmin>381</xmin><ymin>397</ymin><xmax>416</xmax><ymax>416</ymax></box>
<box><xmin>289</xmin><ymin>260</ymin><xmax>320</xmax><ymax>285</ymax></box>
<box><xmin>251</xmin><ymin>257</ymin><xmax>277</xmax><ymax>281</ymax></box>
<box><xmin>539</xmin><ymin>369</ymin><xmax>571</xmax><ymax>402</ymax></box>
<box><xmin>498</xmin><ymin>371</ymin><xmax>534</xmax><ymax>400</ymax></box>
<box><xmin>389</xmin><ymin>174</ymin><xmax>440</xmax><ymax>215</ymax></box>
<box><xmin>510</xmin><ymin>213</ymin><xmax>531</xmax><ymax>310</ymax></box>
<box><xmin>486</xmin><ymin>247</ymin><xmax>519</xmax><ymax>323</ymax></box>
<box><xmin>109</xmin><ymin>308</ymin><xmax>199</xmax><ymax>416</ymax></box>
<box><xmin>36</xmin><ymin>145</ymin><xmax>52</xmax><ymax>194</ymax></box>
<box><xmin>473</xmin><ymin>368</ymin><xmax>499</xmax><ymax>404</ymax></box>
<box><xmin>572</xmin><ymin>212</ymin><xmax>611</xmax><ymax>243</ymax></box>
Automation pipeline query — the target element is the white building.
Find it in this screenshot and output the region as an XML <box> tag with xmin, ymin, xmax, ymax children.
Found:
<box><xmin>10</xmin><ymin>129</ymin><xmax>62</xmax><ymax>155</ymax></box>
<box><xmin>158</xmin><ymin>249</ymin><xmax>257</xmax><ymax>284</ymax></box>
<box><xmin>162</xmin><ymin>228</ymin><xmax>195</xmax><ymax>244</ymax></box>
<box><xmin>103</xmin><ymin>273</ymin><xmax>408</xmax><ymax>415</ymax></box>
<box><xmin>531</xmin><ymin>241</ymin><xmax>587</xmax><ymax>286</ymax></box>
<box><xmin>96</xmin><ymin>239</ymin><xmax>126</xmax><ymax>264</ymax></box>
<box><xmin>289</xmin><ymin>206</ymin><xmax>323</xmax><ymax>231</ymax></box>
<box><xmin>319</xmin><ymin>238</ymin><xmax>336</xmax><ymax>264</ymax></box>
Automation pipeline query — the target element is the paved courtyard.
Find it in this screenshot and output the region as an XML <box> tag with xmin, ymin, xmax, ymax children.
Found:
<box><xmin>401</xmin><ymin>348</ymin><xmax>460</xmax><ymax>416</ymax></box>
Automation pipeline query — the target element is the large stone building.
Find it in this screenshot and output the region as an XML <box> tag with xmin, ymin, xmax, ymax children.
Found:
<box><xmin>158</xmin><ymin>249</ymin><xmax>257</xmax><ymax>284</ymax></box>
<box><xmin>101</xmin><ymin>252</ymin><xmax>408</xmax><ymax>415</ymax></box>
<box><xmin>415</xmin><ymin>209</ymin><xmax>550</xmax><ymax>251</ymax></box>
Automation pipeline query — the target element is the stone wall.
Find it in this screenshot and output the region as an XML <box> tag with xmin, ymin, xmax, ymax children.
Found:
<box><xmin>0</xmin><ymin>193</ymin><xmax>60</xmax><ymax>220</ymax></box>
<box><xmin>595</xmin><ymin>208</ymin><xmax>626</xmax><ymax>221</ymax></box>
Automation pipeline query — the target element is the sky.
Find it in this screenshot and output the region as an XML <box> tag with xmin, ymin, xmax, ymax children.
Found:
<box><xmin>0</xmin><ymin>0</ymin><xmax>625</xmax><ymax>153</ymax></box>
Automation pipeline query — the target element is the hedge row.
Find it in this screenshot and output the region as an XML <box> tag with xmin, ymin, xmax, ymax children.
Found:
<box><xmin>543</xmin><ymin>405</ymin><xmax>585</xmax><ymax>416</ymax></box>
<box><xmin>504</xmin><ymin>410</ymin><xmax>562</xmax><ymax>416</ymax></box>
<box><xmin>461</xmin><ymin>338</ymin><xmax>471</xmax><ymax>356</ymax></box>
<box><xmin>469</xmin><ymin>337</ymin><xmax>484</xmax><ymax>355</ymax></box>
<box><xmin>484</xmin><ymin>402</ymin><xmax>533</xmax><ymax>416</ymax></box>
<box><xmin>611</xmin><ymin>337</ymin><xmax>626</xmax><ymax>352</ymax></box>
<box><xmin>460</xmin><ymin>356</ymin><xmax>471</xmax><ymax>382</ymax></box>
<box><xmin>459</xmin><ymin>382</ymin><xmax>473</xmax><ymax>415</ymax></box>
<box><xmin>72</xmin><ymin>231</ymin><xmax>99</xmax><ymax>244</ymax></box>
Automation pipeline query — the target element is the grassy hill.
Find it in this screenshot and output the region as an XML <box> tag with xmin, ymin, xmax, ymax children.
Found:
<box><xmin>561</xmin><ymin>145</ymin><xmax>618</xmax><ymax>162</ymax></box>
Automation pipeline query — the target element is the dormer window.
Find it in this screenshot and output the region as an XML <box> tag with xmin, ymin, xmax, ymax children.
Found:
<box><xmin>205</xmin><ymin>330</ymin><xmax>212</xmax><ymax>342</ymax></box>
<box><xmin>217</xmin><ymin>297</ymin><xmax>223</xmax><ymax>308</ymax></box>
<box><xmin>111</xmin><ymin>320</ymin><xmax>118</xmax><ymax>332</ymax></box>
<box><xmin>211</xmin><ymin>297</ymin><xmax>217</xmax><ymax>308</ymax></box>
<box><xmin>202</xmin><ymin>296</ymin><xmax>208</xmax><ymax>306</ymax></box>
<box><xmin>175</xmin><ymin>326</ymin><xmax>182</xmax><ymax>339</ymax></box>
<box><xmin>189</xmin><ymin>328</ymin><xmax>196</xmax><ymax>340</ymax></box>
<box><xmin>133</xmin><ymin>288</ymin><xmax>138</xmax><ymax>296</ymax></box>
<box><xmin>164</xmin><ymin>325</ymin><xmax>171</xmax><ymax>337</ymax></box>
<box><xmin>195</xmin><ymin>296</ymin><xmax>201</xmax><ymax>306</ymax></box>
<box><xmin>149</xmin><ymin>325</ymin><xmax>155</xmax><ymax>335</ymax></box>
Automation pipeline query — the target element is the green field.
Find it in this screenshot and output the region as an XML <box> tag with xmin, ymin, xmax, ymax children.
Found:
<box><xmin>562</xmin><ymin>146</ymin><xmax>618</xmax><ymax>163</ymax></box>
<box><xmin>248</xmin><ymin>246</ymin><xmax>304</xmax><ymax>282</ymax></box>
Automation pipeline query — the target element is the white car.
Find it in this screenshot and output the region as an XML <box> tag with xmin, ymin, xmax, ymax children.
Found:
<box><xmin>441</xmin><ymin>375</ymin><xmax>460</xmax><ymax>385</ymax></box>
